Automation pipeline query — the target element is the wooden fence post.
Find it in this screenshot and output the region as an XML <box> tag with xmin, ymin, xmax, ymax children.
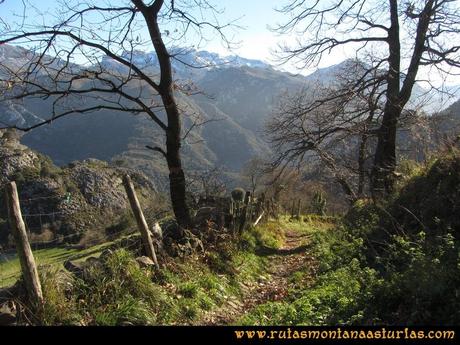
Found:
<box><xmin>239</xmin><ymin>191</ymin><xmax>251</xmax><ymax>233</ymax></box>
<box><xmin>267</xmin><ymin>199</ymin><xmax>272</xmax><ymax>218</ymax></box>
<box><xmin>122</xmin><ymin>175</ymin><xmax>159</xmax><ymax>269</ymax></box>
<box><xmin>5</xmin><ymin>181</ymin><xmax>43</xmax><ymax>310</ymax></box>
<box><xmin>297</xmin><ymin>199</ymin><xmax>301</xmax><ymax>220</ymax></box>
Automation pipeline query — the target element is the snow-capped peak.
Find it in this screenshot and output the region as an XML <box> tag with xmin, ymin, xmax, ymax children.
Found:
<box><xmin>111</xmin><ymin>47</ymin><xmax>271</xmax><ymax>71</ymax></box>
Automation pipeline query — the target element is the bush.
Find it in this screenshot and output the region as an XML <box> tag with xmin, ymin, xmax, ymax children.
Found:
<box><xmin>389</xmin><ymin>150</ymin><xmax>460</xmax><ymax>238</ymax></box>
<box><xmin>38</xmin><ymin>154</ymin><xmax>62</xmax><ymax>179</ymax></box>
<box><xmin>338</xmin><ymin>150</ymin><xmax>460</xmax><ymax>325</ymax></box>
<box><xmin>311</xmin><ymin>191</ymin><xmax>327</xmax><ymax>216</ymax></box>
<box><xmin>30</xmin><ymin>229</ymin><xmax>55</xmax><ymax>244</ymax></box>
<box><xmin>371</xmin><ymin>231</ymin><xmax>460</xmax><ymax>324</ymax></box>
<box><xmin>39</xmin><ymin>267</ymin><xmax>80</xmax><ymax>325</ymax></box>
<box><xmin>12</xmin><ymin>167</ymin><xmax>40</xmax><ymax>185</ymax></box>
<box><xmin>231</xmin><ymin>188</ymin><xmax>246</xmax><ymax>203</ymax></box>
<box><xmin>74</xmin><ymin>249</ymin><xmax>172</xmax><ymax>325</ymax></box>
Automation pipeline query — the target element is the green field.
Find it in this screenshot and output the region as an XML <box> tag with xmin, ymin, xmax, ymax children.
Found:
<box><xmin>0</xmin><ymin>235</ymin><xmax>137</xmax><ymax>288</ymax></box>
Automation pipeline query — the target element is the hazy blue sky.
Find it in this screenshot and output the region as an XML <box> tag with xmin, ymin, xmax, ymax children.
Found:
<box><xmin>1</xmin><ymin>0</ymin><xmax>459</xmax><ymax>85</ymax></box>
<box><xmin>1</xmin><ymin>0</ymin><xmax>286</xmax><ymax>60</ymax></box>
<box><xmin>1</xmin><ymin>0</ymin><xmax>345</xmax><ymax>75</ymax></box>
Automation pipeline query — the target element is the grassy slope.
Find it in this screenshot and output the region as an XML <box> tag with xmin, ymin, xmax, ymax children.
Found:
<box><xmin>4</xmin><ymin>215</ymin><xmax>335</xmax><ymax>325</ymax></box>
<box><xmin>240</xmin><ymin>150</ymin><xmax>460</xmax><ymax>326</ymax></box>
<box><xmin>4</xmin><ymin>151</ymin><xmax>459</xmax><ymax>326</ymax></box>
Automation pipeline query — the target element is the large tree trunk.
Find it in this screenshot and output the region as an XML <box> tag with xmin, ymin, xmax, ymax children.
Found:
<box><xmin>164</xmin><ymin>98</ymin><xmax>192</xmax><ymax>228</ymax></box>
<box><xmin>133</xmin><ymin>0</ymin><xmax>192</xmax><ymax>228</ymax></box>
<box><xmin>371</xmin><ymin>106</ymin><xmax>399</xmax><ymax>198</ymax></box>
<box><xmin>371</xmin><ymin>0</ymin><xmax>400</xmax><ymax>199</ymax></box>
<box><xmin>371</xmin><ymin>0</ymin><xmax>433</xmax><ymax>200</ymax></box>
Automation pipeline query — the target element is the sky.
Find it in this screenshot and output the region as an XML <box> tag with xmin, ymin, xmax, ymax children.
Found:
<box><xmin>0</xmin><ymin>0</ymin><xmax>357</xmax><ymax>75</ymax></box>
<box><xmin>200</xmin><ymin>0</ymin><xmax>290</xmax><ymax>62</ymax></box>
<box><xmin>176</xmin><ymin>0</ymin><xmax>353</xmax><ymax>75</ymax></box>
<box><xmin>1</xmin><ymin>0</ymin><xmax>459</xmax><ymax>86</ymax></box>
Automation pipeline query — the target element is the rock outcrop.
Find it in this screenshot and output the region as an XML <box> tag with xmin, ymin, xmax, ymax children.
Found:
<box><xmin>0</xmin><ymin>131</ymin><xmax>158</xmax><ymax>247</ymax></box>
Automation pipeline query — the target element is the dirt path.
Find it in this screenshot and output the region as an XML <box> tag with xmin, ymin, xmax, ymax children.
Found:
<box><xmin>198</xmin><ymin>229</ymin><xmax>318</xmax><ymax>325</ymax></box>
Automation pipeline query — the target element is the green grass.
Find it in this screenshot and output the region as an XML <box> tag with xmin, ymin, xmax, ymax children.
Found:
<box><xmin>1</xmin><ymin>248</ymin><xmax>77</xmax><ymax>288</ymax></box>
<box><xmin>237</xmin><ymin>215</ymin><xmax>371</xmax><ymax>326</ymax></box>
<box><xmin>4</xmin><ymin>215</ymin><xmax>337</xmax><ymax>325</ymax></box>
<box><xmin>238</xmin><ymin>259</ymin><xmax>381</xmax><ymax>325</ymax></box>
<box><xmin>0</xmin><ymin>234</ymin><xmax>137</xmax><ymax>288</ymax></box>
<box><xmin>34</xmin><ymin>244</ymin><xmax>268</xmax><ymax>325</ymax></box>
<box><xmin>239</xmin><ymin>149</ymin><xmax>460</xmax><ymax>326</ymax></box>
<box><xmin>11</xmin><ymin>224</ymin><xmax>271</xmax><ymax>325</ymax></box>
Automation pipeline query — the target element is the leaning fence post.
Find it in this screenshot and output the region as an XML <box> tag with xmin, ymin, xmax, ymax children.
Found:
<box><xmin>122</xmin><ymin>175</ymin><xmax>159</xmax><ymax>269</ymax></box>
<box><xmin>5</xmin><ymin>181</ymin><xmax>43</xmax><ymax>310</ymax></box>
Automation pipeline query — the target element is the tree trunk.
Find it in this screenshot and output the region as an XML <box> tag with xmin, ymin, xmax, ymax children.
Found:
<box><xmin>165</xmin><ymin>105</ymin><xmax>192</xmax><ymax>229</ymax></box>
<box><xmin>168</xmin><ymin>169</ymin><xmax>191</xmax><ymax>228</ymax></box>
<box><xmin>133</xmin><ymin>0</ymin><xmax>192</xmax><ymax>228</ymax></box>
<box><xmin>357</xmin><ymin>133</ymin><xmax>368</xmax><ymax>198</ymax></box>
<box><xmin>371</xmin><ymin>0</ymin><xmax>400</xmax><ymax>199</ymax></box>
<box><xmin>371</xmin><ymin>0</ymin><xmax>432</xmax><ymax>200</ymax></box>
<box><xmin>371</xmin><ymin>106</ymin><xmax>399</xmax><ymax>198</ymax></box>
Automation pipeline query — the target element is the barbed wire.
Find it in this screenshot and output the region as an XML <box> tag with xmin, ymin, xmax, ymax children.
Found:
<box><xmin>1</xmin><ymin>224</ymin><xmax>140</xmax><ymax>260</ymax></box>
<box><xmin>21</xmin><ymin>194</ymin><xmax>66</xmax><ymax>203</ymax></box>
<box><xmin>0</xmin><ymin>185</ymin><xmax>160</xmax><ymax>288</ymax></box>
<box><xmin>0</xmin><ymin>225</ymin><xmax>142</xmax><ymax>287</ymax></box>
<box><xmin>23</xmin><ymin>211</ymin><xmax>67</xmax><ymax>218</ymax></box>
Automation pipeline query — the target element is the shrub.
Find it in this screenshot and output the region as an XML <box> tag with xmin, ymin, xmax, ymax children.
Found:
<box><xmin>38</xmin><ymin>154</ymin><xmax>62</xmax><ymax>179</ymax></box>
<box><xmin>74</xmin><ymin>249</ymin><xmax>172</xmax><ymax>325</ymax></box>
<box><xmin>29</xmin><ymin>229</ymin><xmax>55</xmax><ymax>244</ymax></box>
<box><xmin>39</xmin><ymin>267</ymin><xmax>80</xmax><ymax>325</ymax></box>
<box><xmin>311</xmin><ymin>191</ymin><xmax>327</xmax><ymax>216</ymax></box>
<box><xmin>338</xmin><ymin>150</ymin><xmax>460</xmax><ymax>324</ymax></box>
<box><xmin>231</xmin><ymin>188</ymin><xmax>246</xmax><ymax>203</ymax></box>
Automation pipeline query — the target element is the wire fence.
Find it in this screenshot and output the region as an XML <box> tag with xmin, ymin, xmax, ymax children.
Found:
<box><xmin>0</xmin><ymin>181</ymin><xmax>270</xmax><ymax>289</ymax></box>
<box><xmin>0</xmin><ymin>220</ymin><xmax>142</xmax><ymax>288</ymax></box>
<box><xmin>0</xmin><ymin>185</ymin><xmax>148</xmax><ymax>289</ymax></box>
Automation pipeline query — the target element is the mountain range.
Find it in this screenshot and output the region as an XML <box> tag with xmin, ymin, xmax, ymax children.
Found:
<box><xmin>1</xmin><ymin>44</ymin><xmax>459</xmax><ymax>191</ymax></box>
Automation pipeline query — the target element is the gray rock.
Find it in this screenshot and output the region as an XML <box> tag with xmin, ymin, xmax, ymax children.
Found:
<box><xmin>64</xmin><ymin>256</ymin><xmax>103</xmax><ymax>278</ymax></box>
<box><xmin>99</xmin><ymin>249</ymin><xmax>114</xmax><ymax>260</ymax></box>
<box><xmin>194</xmin><ymin>207</ymin><xmax>216</xmax><ymax>224</ymax></box>
<box><xmin>151</xmin><ymin>222</ymin><xmax>163</xmax><ymax>240</ymax></box>
<box><xmin>0</xmin><ymin>137</ymin><xmax>39</xmax><ymax>185</ymax></box>
<box><xmin>120</xmin><ymin>321</ymin><xmax>135</xmax><ymax>326</ymax></box>
<box><xmin>64</xmin><ymin>260</ymin><xmax>85</xmax><ymax>275</ymax></box>
<box><xmin>0</xmin><ymin>302</ymin><xmax>16</xmax><ymax>326</ymax></box>
<box><xmin>136</xmin><ymin>256</ymin><xmax>155</xmax><ymax>268</ymax></box>
<box><xmin>0</xmin><ymin>141</ymin><xmax>158</xmax><ymax>248</ymax></box>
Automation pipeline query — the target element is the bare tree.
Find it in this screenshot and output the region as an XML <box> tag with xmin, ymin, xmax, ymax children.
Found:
<box><xmin>274</xmin><ymin>0</ymin><xmax>460</xmax><ymax>198</ymax></box>
<box><xmin>0</xmin><ymin>0</ymin><xmax>234</xmax><ymax>228</ymax></box>
<box><xmin>267</xmin><ymin>60</ymin><xmax>387</xmax><ymax>202</ymax></box>
<box><xmin>240</xmin><ymin>157</ymin><xmax>267</xmax><ymax>195</ymax></box>
<box><xmin>186</xmin><ymin>166</ymin><xmax>226</xmax><ymax>202</ymax></box>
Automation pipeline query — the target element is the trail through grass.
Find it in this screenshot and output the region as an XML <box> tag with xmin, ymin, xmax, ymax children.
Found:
<box><xmin>197</xmin><ymin>216</ymin><xmax>333</xmax><ymax>325</ymax></box>
<box><xmin>1</xmin><ymin>216</ymin><xmax>337</xmax><ymax>325</ymax></box>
